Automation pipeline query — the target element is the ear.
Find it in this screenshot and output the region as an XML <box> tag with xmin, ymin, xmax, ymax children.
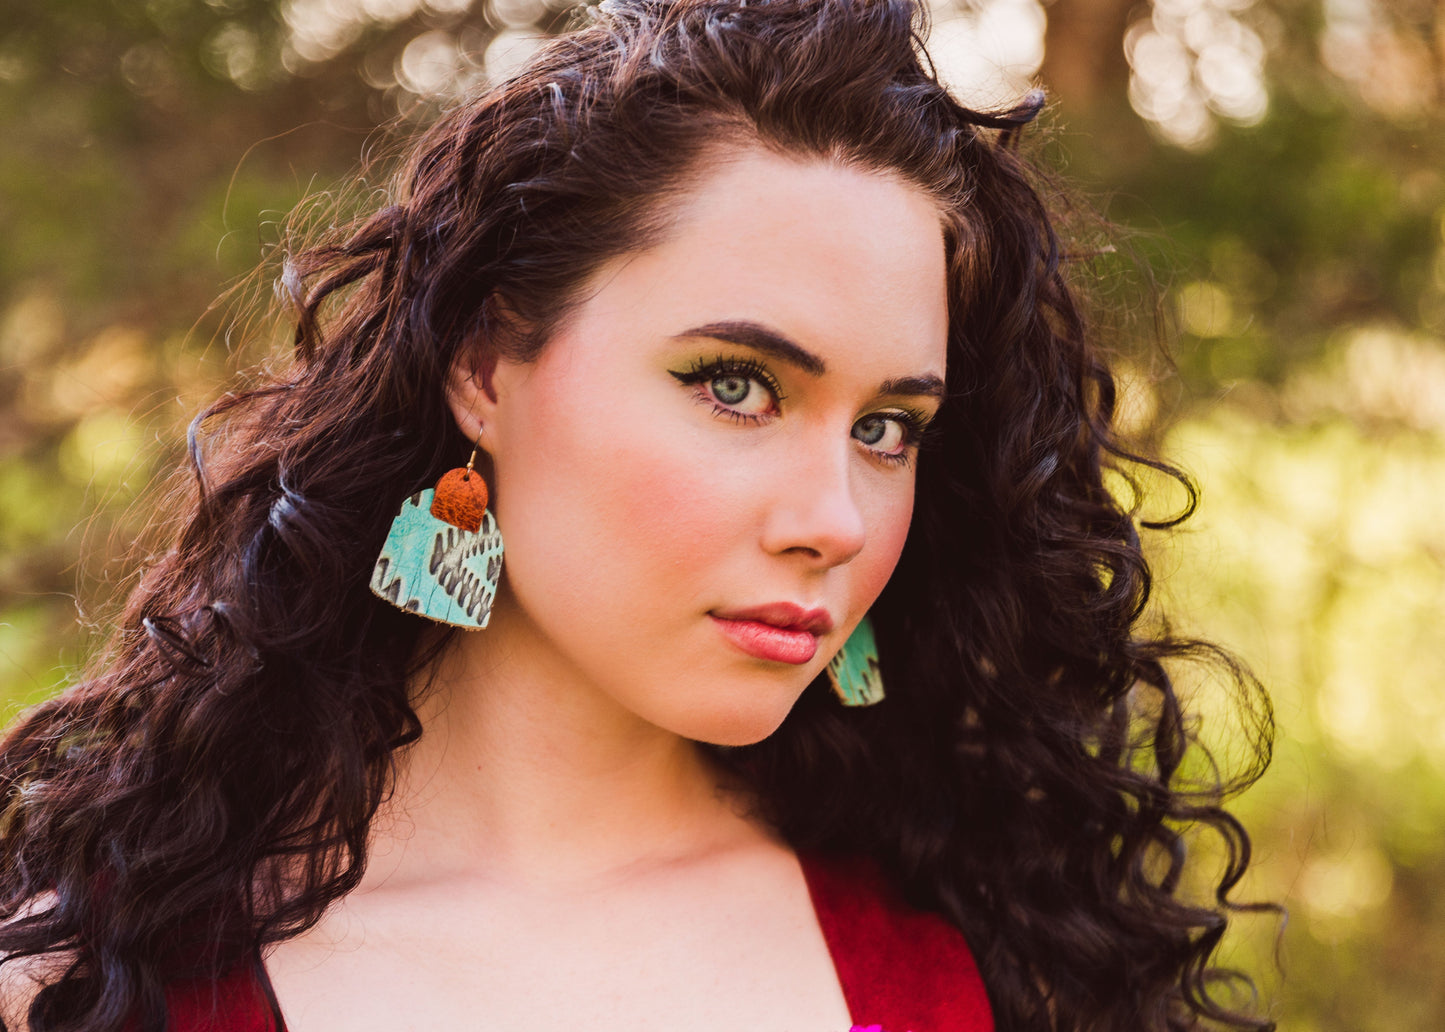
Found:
<box><xmin>445</xmin><ymin>339</ymin><xmax>502</xmax><ymax>452</ymax></box>
<box><xmin>446</xmin><ymin>297</ymin><xmax>537</xmax><ymax>456</ymax></box>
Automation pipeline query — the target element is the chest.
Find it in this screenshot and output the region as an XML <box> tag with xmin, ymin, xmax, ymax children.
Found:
<box><xmin>265</xmin><ymin>865</ymin><xmax>853</xmax><ymax>1032</ymax></box>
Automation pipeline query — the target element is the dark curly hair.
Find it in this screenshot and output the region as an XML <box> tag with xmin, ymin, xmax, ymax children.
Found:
<box><xmin>0</xmin><ymin>0</ymin><xmax>1276</xmax><ymax>1029</ymax></box>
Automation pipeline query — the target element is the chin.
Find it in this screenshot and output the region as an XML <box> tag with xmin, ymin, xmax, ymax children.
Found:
<box><xmin>667</xmin><ymin>689</ymin><xmax>802</xmax><ymax>748</ymax></box>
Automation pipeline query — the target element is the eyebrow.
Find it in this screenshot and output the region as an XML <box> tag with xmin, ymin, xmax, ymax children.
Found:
<box><xmin>675</xmin><ymin>320</ymin><xmax>826</xmax><ymax>376</ymax></box>
<box><xmin>879</xmin><ymin>374</ymin><xmax>946</xmax><ymax>400</ymax></box>
<box><xmin>672</xmin><ymin>320</ymin><xmax>946</xmax><ymax>400</ymax></box>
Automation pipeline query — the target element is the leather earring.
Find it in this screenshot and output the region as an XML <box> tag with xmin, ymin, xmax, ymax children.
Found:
<box><xmin>826</xmin><ymin>614</ymin><xmax>884</xmax><ymax>706</ymax></box>
<box><xmin>370</xmin><ymin>438</ymin><xmax>505</xmax><ymax>629</ymax></box>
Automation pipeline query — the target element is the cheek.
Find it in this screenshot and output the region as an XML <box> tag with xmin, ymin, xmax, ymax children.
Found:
<box><xmin>492</xmin><ymin>369</ymin><xmax>746</xmax><ymax>611</ymax></box>
<box><xmin>591</xmin><ymin>447</ymin><xmax>745</xmax><ymax>601</ymax></box>
<box><xmin>851</xmin><ymin>487</ymin><xmax>915</xmax><ymax>609</ymax></box>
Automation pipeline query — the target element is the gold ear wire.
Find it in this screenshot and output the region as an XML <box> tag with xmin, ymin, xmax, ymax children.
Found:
<box><xmin>464</xmin><ymin>429</ymin><xmax>482</xmax><ymax>478</ymax></box>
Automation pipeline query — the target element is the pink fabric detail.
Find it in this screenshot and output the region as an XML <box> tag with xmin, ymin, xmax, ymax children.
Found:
<box><xmin>800</xmin><ymin>852</ymin><xmax>994</xmax><ymax>1032</ymax></box>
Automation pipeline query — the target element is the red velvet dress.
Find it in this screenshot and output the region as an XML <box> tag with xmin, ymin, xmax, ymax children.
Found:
<box><xmin>159</xmin><ymin>853</ymin><xmax>992</xmax><ymax>1032</ymax></box>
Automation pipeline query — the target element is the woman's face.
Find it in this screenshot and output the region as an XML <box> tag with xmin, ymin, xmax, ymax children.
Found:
<box><xmin>463</xmin><ymin>146</ymin><xmax>949</xmax><ymax>746</ymax></box>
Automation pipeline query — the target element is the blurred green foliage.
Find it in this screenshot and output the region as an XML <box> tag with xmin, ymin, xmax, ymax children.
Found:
<box><xmin>2</xmin><ymin>0</ymin><xmax>1442</xmax><ymax>1027</ymax></box>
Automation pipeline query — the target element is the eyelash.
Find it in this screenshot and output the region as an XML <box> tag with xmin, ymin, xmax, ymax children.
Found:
<box><xmin>667</xmin><ymin>355</ymin><xmax>932</xmax><ymax>466</ymax></box>
<box><xmin>669</xmin><ymin>355</ymin><xmax>787</xmax><ymax>417</ymax></box>
<box><xmin>855</xmin><ymin>407</ymin><xmax>933</xmax><ymax>467</ymax></box>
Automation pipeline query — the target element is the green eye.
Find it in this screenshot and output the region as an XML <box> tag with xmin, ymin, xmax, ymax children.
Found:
<box><xmin>712</xmin><ymin>375</ymin><xmax>752</xmax><ymax>405</ymax></box>
<box><xmin>669</xmin><ymin>355</ymin><xmax>783</xmax><ymax>421</ymax></box>
<box><xmin>851</xmin><ymin>413</ymin><xmax>916</xmax><ymax>459</ymax></box>
<box><xmin>853</xmin><ymin>416</ymin><xmax>888</xmax><ymax>446</ymax></box>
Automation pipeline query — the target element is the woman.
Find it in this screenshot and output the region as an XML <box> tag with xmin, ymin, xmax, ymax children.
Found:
<box><xmin>0</xmin><ymin>0</ymin><xmax>1276</xmax><ymax>1029</ymax></box>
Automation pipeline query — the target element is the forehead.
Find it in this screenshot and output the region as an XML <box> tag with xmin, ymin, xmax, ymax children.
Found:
<box><xmin>566</xmin><ymin>147</ymin><xmax>950</xmax><ymax>378</ymax></box>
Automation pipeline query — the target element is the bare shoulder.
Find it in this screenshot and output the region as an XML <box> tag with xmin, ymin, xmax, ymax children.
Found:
<box><xmin>0</xmin><ymin>894</ymin><xmax>72</xmax><ymax>1032</ymax></box>
<box><xmin>0</xmin><ymin>956</ymin><xmax>47</xmax><ymax>1032</ymax></box>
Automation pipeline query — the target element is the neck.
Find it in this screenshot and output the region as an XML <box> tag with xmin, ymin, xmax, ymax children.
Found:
<box><xmin>363</xmin><ymin>610</ymin><xmax>763</xmax><ymax>893</ymax></box>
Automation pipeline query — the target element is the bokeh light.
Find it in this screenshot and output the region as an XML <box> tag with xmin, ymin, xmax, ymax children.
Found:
<box><xmin>5</xmin><ymin>2</ymin><xmax>1445</xmax><ymax>1026</ymax></box>
<box><xmin>1321</xmin><ymin>0</ymin><xmax>1436</xmax><ymax>119</ymax></box>
<box><xmin>1125</xmin><ymin>0</ymin><xmax>1268</xmax><ymax>148</ymax></box>
<box><xmin>927</xmin><ymin>0</ymin><xmax>1046</xmax><ymax>108</ymax></box>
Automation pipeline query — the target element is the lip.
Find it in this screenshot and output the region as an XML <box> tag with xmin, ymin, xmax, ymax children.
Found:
<box><xmin>708</xmin><ymin>602</ymin><xmax>834</xmax><ymax>665</ymax></box>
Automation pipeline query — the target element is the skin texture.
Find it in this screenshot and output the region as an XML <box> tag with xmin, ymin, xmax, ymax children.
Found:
<box><xmin>465</xmin><ymin>147</ymin><xmax>948</xmax><ymax>749</ymax></box>
<box><xmin>263</xmin><ymin>147</ymin><xmax>948</xmax><ymax>1031</ymax></box>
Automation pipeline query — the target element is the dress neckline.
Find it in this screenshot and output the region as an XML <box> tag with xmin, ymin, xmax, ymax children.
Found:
<box><xmin>797</xmin><ymin>851</ymin><xmax>994</xmax><ymax>1032</ymax></box>
<box><xmin>249</xmin><ymin>848</ymin><xmax>856</xmax><ymax>1032</ymax></box>
<box><xmin>172</xmin><ymin>849</ymin><xmax>991</xmax><ymax>1032</ymax></box>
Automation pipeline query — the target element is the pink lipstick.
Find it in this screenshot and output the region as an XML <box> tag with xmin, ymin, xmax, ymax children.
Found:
<box><xmin>709</xmin><ymin>603</ymin><xmax>833</xmax><ymax>665</ymax></box>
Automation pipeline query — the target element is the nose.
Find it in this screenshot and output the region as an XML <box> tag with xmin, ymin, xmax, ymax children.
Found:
<box><xmin>759</xmin><ymin>435</ymin><xmax>867</xmax><ymax>567</ymax></box>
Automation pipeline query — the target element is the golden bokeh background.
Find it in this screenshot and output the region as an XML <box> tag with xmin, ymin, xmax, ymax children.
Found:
<box><xmin>3</xmin><ymin>1</ymin><xmax>1442</xmax><ymax>1026</ymax></box>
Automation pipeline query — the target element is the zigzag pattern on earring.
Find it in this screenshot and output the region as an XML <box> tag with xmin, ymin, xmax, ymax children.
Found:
<box><xmin>826</xmin><ymin>614</ymin><xmax>885</xmax><ymax>706</ymax></box>
<box><xmin>369</xmin><ymin>438</ymin><xmax>505</xmax><ymax>630</ymax></box>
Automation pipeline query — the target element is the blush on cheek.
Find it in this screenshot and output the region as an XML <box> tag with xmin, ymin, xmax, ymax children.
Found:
<box><xmin>505</xmin><ymin>378</ymin><xmax>743</xmax><ymax>612</ymax></box>
<box><xmin>604</xmin><ymin>435</ymin><xmax>754</xmax><ymax>560</ymax></box>
<box><xmin>853</xmin><ymin>494</ymin><xmax>915</xmax><ymax>608</ymax></box>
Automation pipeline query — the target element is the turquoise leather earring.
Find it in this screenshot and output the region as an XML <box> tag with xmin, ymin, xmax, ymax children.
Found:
<box><xmin>826</xmin><ymin>614</ymin><xmax>884</xmax><ymax>706</ymax></box>
<box><xmin>370</xmin><ymin>441</ymin><xmax>504</xmax><ymax>629</ymax></box>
